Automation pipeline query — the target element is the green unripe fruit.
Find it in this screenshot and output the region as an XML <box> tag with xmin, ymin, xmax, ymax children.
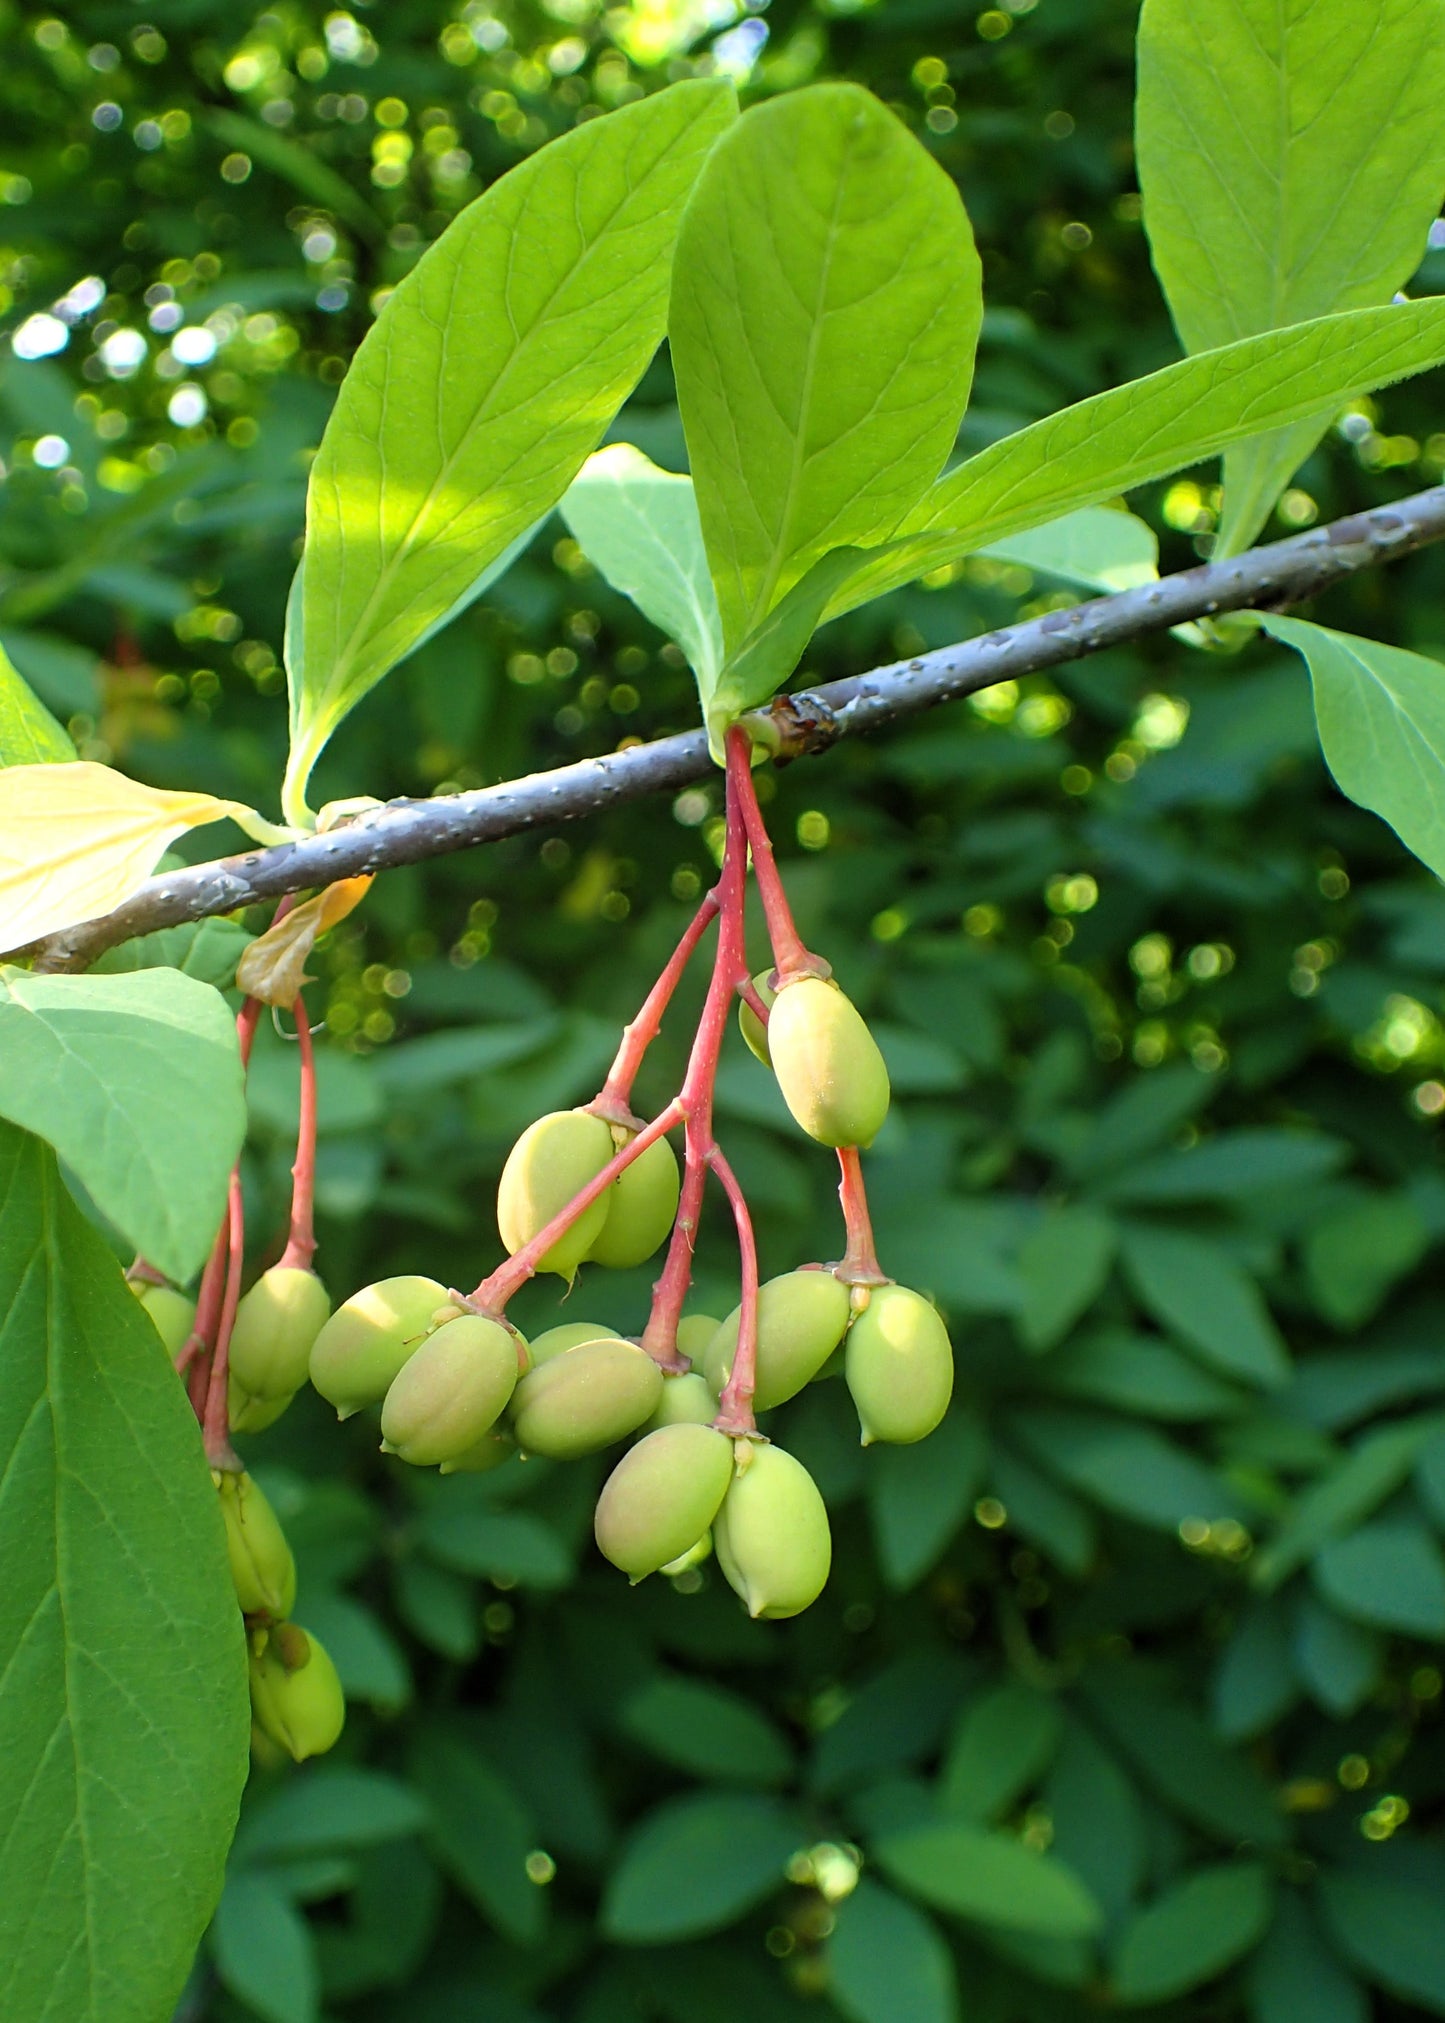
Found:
<box><xmin>381</xmin><ymin>1313</ymin><xmax>521</xmax><ymax>1466</ymax></box>
<box><xmin>248</xmin><ymin>1626</ymin><xmax>345</xmax><ymax>1761</ymax></box>
<box><xmin>214</xmin><ymin>1469</ymin><xmax>296</xmax><ymax>1621</ymax></box>
<box><xmin>229</xmin><ymin>1387</ymin><xmax>296</xmax><ymax>1436</ymax></box>
<box><xmin>767</xmin><ymin>976</ymin><xmax>890</xmax><ymax>1149</ymax></box>
<box><xmin>704</xmin><ymin>1269</ymin><xmax>851</xmax><ymax>1411</ymax></box>
<box><xmin>713</xmin><ymin>1443</ymin><xmax>832</xmax><ymax>1620</ymax></box>
<box><xmin>738</xmin><ymin>971</ymin><xmax>777</xmax><ymax>1066</ymax></box>
<box><xmin>594</xmin><ymin>1423</ymin><xmax>735</xmax><ymax>1581</ymax></box>
<box><xmin>643</xmin><ymin>1370</ymin><xmax>718</xmax><ymax>1432</ymax></box>
<box><xmin>587</xmin><ymin>1134</ymin><xmax>681</xmax><ymax>1269</ymax></box>
<box><xmin>440</xmin><ymin>1429</ymin><xmax>515</xmax><ymax>1475</ymax></box>
<box><xmin>661</xmin><ymin>1531</ymin><xmax>713</xmax><ymax>1576</ymax></box>
<box><xmin>229</xmin><ymin>1266</ymin><xmax>331</xmax><ymax>1406</ymax></box>
<box><xmin>132</xmin><ymin>1282</ymin><xmax>196</xmax><ymax>1358</ymax></box>
<box><xmin>675</xmin><ymin>1314</ymin><xmax>721</xmax><ymax>1366</ymax></box>
<box><xmin>529</xmin><ymin>1320</ymin><xmax>620</xmax><ymax>1364</ymax></box>
<box><xmin>309</xmin><ymin>1274</ymin><xmax>447</xmax><ymax>1419</ymax></box>
<box><xmin>511</xmin><ymin>1337</ymin><xmax>663</xmax><ymax>1458</ymax></box>
<box><xmin>497</xmin><ymin>1108</ymin><xmax>615</xmax><ymax>1279</ymax></box>
<box><xmin>845</xmin><ymin>1284</ymin><xmax>954</xmax><ymax>1445</ymax></box>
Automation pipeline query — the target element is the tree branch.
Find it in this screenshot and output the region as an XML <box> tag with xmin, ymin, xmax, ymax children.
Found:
<box><xmin>32</xmin><ymin>487</ymin><xmax>1445</xmax><ymax>972</ymax></box>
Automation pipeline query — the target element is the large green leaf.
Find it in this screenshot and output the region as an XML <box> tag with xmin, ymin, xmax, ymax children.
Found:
<box><xmin>1121</xmin><ymin>1224</ymin><xmax>1291</xmax><ymax>1388</ymax></box>
<box><xmin>1015</xmin><ymin>1206</ymin><xmax>1117</xmax><ymax>1352</ymax></box>
<box><xmin>939</xmin><ymin>1682</ymin><xmax>1062</xmax><ymax>1821</ymax></box>
<box><xmin>979</xmin><ymin>505</ymin><xmax>1158</xmax><ymax>593</ymax></box>
<box><xmin>0</xmin><ymin>640</ymin><xmax>75</xmax><ymax>765</ymax></box>
<box><xmin>1313</xmin><ymin>1517</ymin><xmax>1445</xmax><ymax>1637</ymax></box>
<box><xmin>827</xmin><ymin>299</ymin><xmax>1445</xmax><ymax>618</ymax></box>
<box><xmin>1252</xmin><ymin>1418</ymin><xmax>1440</xmax><ymax>1589</ymax></box>
<box><xmin>1136</xmin><ymin>0</ymin><xmax>1445</xmax><ymax>552</ymax></box>
<box><xmin>1262</xmin><ymin>615</ymin><xmax>1445</xmax><ymax>883</ymax></box>
<box><xmin>1113</xmin><ymin>1862</ymin><xmax>1274</xmax><ymax>2005</ymax></box>
<box><xmin>412</xmin><ymin>1728</ymin><xmax>544</xmax><ymax>1946</ymax></box>
<box><xmin>559</xmin><ymin>444</ymin><xmax>723</xmax><ymax>699</ymax></box>
<box><xmin>866</xmin><ymin>1409</ymin><xmax>986</xmax><ymax>1590</ymax></box>
<box><xmin>670</xmin><ymin>80</ymin><xmax>980</xmax><ymax>653</ymax></box>
<box><xmin>286</xmin><ymin>78</ymin><xmax>736</xmax><ymax>822</ymax></box>
<box><xmin>211</xmin><ymin>1871</ymin><xmax>319</xmax><ymax>2023</ymax></box>
<box><xmin>873</xmin><ymin>1819</ymin><xmax>1102</xmax><ymax>1939</ymax></box>
<box><xmin>601</xmin><ymin>1791</ymin><xmax>802</xmax><ymax>1943</ymax></box>
<box><xmin>0</xmin><ymin>966</ymin><xmax>245</xmax><ymax>1283</ymax></box>
<box><xmin>1322</xmin><ymin>1858</ymin><xmax>1445</xmax><ymax>2012</ymax></box>
<box><xmin>0</xmin><ymin>1122</ymin><xmax>248</xmax><ymax>2023</ymax></box>
<box><xmin>828</xmin><ymin>1879</ymin><xmax>959</xmax><ymax>2023</ymax></box>
<box><xmin>1248</xmin><ymin>1889</ymin><xmax>1370</xmax><ymax>2023</ymax></box>
<box><xmin>617</xmin><ymin>1673</ymin><xmax>794</xmax><ymax>1788</ymax></box>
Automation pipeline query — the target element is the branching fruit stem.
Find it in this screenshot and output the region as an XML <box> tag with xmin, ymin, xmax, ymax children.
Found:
<box><xmin>834</xmin><ymin>1146</ymin><xmax>889</xmax><ymax>1288</ymax></box>
<box><xmin>278</xmin><ymin>993</ymin><xmax>319</xmax><ymax>1273</ymax></box>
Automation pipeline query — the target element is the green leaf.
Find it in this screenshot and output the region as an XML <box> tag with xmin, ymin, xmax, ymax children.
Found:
<box><xmin>617</xmin><ymin>1673</ymin><xmax>794</xmax><ymax>1788</ymax></box>
<box><xmin>414</xmin><ymin>1502</ymin><xmax>574</xmax><ymax>1589</ymax></box>
<box><xmin>287</xmin><ymin>78</ymin><xmax>736</xmax><ymax>821</ymax></box>
<box><xmin>1080</xmin><ymin>1670</ymin><xmax>1285</xmax><ymax>1847</ymax></box>
<box><xmin>1248</xmin><ymin>1889</ymin><xmax>1370</xmax><ymax>2023</ymax></box>
<box><xmin>1304</xmin><ymin>1190</ymin><xmax>1430</xmax><ymax>1329</ymax></box>
<box><xmin>828</xmin><ymin>1879</ymin><xmax>959</xmax><ymax>2023</ymax></box>
<box><xmin>298</xmin><ymin>1589</ymin><xmax>412</xmax><ymax>1709</ymax></box>
<box><xmin>1044</xmin><ymin>1718</ymin><xmax>1146</xmax><ymax>1926</ymax></box>
<box><xmin>940</xmin><ymin>1682</ymin><xmax>1062</xmax><ymax>1821</ymax></box>
<box><xmin>559</xmin><ymin>444</ymin><xmax>723</xmax><ymax>699</ymax></box>
<box><xmin>0</xmin><ymin>965</ymin><xmax>246</xmax><ymax>1283</ymax></box>
<box><xmin>1015</xmin><ymin>1206</ymin><xmax>1116</xmax><ymax>1352</ymax></box>
<box><xmin>1069</xmin><ymin>1062</ymin><xmax>1218</xmax><ymax>1180</ymax></box>
<box><xmin>826</xmin><ymin>299</ymin><xmax>1445</xmax><ymax>618</ymax></box>
<box><xmin>1100</xmin><ymin>1128</ymin><xmax>1348</xmax><ymax>1205</ymax></box>
<box><xmin>989</xmin><ymin>1438</ymin><xmax>1098</xmax><ymax>1576</ymax></box>
<box><xmin>1044</xmin><ymin>1326</ymin><xmax>1244</xmax><ymax>1420</ymax></box>
<box><xmin>670</xmin><ymin>80</ymin><xmax>981</xmax><ymax>652</ymax></box>
<box><xmin>91</xmin><ymin>916</ymin><xmax>254</xmax><ymax>991</ymax></box>
<box><xmin>211</xmin><ymin>1872</ymin><xmax>320</xmax><ymax>2023</ymax></box>
<box><xmin>1136</xmin><ymin>0</ymin><xmax>1445</xmax><ymax>552</ymax></box>
<box><xmin>0</xmin><ymin>639</ymin><xmax>75</xmax><ymax>764</ymax></box>
<box><xmin>810</xmin><ymin>1650</ymin><xmax>967</xmax><ymax>1798</ymax></box>
<box><xmin>979</xmin><ymin>505</ymin><xmax>1158</xmax><ymax>593</ymax></box>
<box><xmin>1291</xmin><ymin>1593</ymin><xmax>1382</xmax><ymax>1716</ymax></box>
<box><xmin>413</xmin><ymin>1729</ymin><xmax>545</xmax><ymax>1946</ymax></box>
<box><xmin>873</xmin><ymin>1820</ymin><xmax>1102</xmax><ymax>1939</ymax></box>
<box><xmin>1121</xmin><ymin>1224</ymin><xmax>1291</xmax><ymax>1389</ymax></box>
<box><xmin>1113</xmin><ymin>1862</ymin><xmax>1274</xmax><ymax>2005</ymax></box>
<box><xmin>1321</xmin><ymin>1858</ymin><xmax>1445</xmax><ymax>2011</ymax></box>
<box><xmin>1213</xmin><ymin>1601</ymin><xmax>1298</xmax><ymax>1740</ymax></box>
<box><xmin>1005</xmin><ymin>1404</ymin><xmax>1239</xmax><ymax>1533</ymax></box>
<box><xmin>0</xmin><ymin>1123</ymin><xmax>248</xmax><ymax>2023</ymax></box>
<box><xmin>236</xmin><ymin>1768</ymin><xmax>429</xmax><ymax>1862</ymax></box>
<box><xmin>705</xmin><ymin>545</ymin><xmax>866</xmax><ymax>745</ymax></box>
<box><xmin>1262</xmin><ymin>615</ymin><xmax>1445</xmax><ymax>885</ymax></box>
<box><xmin>201</xmin><ymin>107</ymin><xmax>383</xmax><ymax>242</ymax></box>
<box><xmin>1252</xmin><ymin>1419</ymin><xmax>1438</xmax><ymax>1589</ymax></box>
<box><xmin>1313</xmin><ymin>1517</ymin><xmax>1445</xmax><ymax>1637</ymax></box>
<box><xmin>602</xmin><ymin>1792</ymin><xmax>802</xmax><ymax>1943</ymax></box>
<box><xmin>866</xmin><ymin>1409</ymin><xmax>987</xmax><ymax>1590</ymax></box>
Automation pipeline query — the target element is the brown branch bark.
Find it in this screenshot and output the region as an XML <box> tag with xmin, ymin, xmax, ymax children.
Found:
<box><xmin>32</xmin><ymin>487</ymin><xmax>1445</xmax><ymax>973</ymax></box>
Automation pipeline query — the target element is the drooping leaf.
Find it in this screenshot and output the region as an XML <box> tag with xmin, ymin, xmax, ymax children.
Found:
<box><xmin>0</xmin><ymin>1122</ymin><xmax>249</xmax><ymax>2023</ymax></box>
<box><xmin>0</xmin><ymin>640</ymin><xmax>75</xmax><ymax>765</ymax></box>
<box><xmin>1136</xmin><ymin>0</ymin><xmax>1445</xmax><ymax>552</ymax></box>
<box><xmin>670</xmin><ymin>80</ymin><xmax>981</xmax><ymax>652</ymax></box>
<box><xmin>601</xmin><ymin>1791</ymin><xmax>802</xmax><ymax>1943</ymax></box>
<box><xmin>235</xmin><ymin>873</ymin><xmax>374</xmax><ymax>1007</ymax></box>
<box><xmin>211</xmin><ymin>1871</ymin><xmax>320</xmax><ymax>2023</ymax></box>
<box><xmin>1014</xmin><ymin>1206</ymin><xmax>1116</xmax><ymax>1352</ymax></box>
<box><xmin>873</xmin><ymin>1820</ymin><xmax>1102</xmax><ymax>1939</ymax></box>
<box><xmin>939</xmin><ymin>1682</ymin><xmax>1062</xmax><ymax>1821</ymax></box>
<box><xmin>287</xmin><ymin>78</ymin><xmax>737</xmax><ymax>820</ymax></box>
<box><xmin>1248</xmin><ymin>1888</ymin><xmax>1370</xmax><ymax>2023</ymax></box>
<box><xmin>1121</xmin><ymin>1224</ymin><xmax>1291</xmax><ymax>1388</ymax></box>
<box><xmin>828</xmin><ymin>1879</ymin><xmax>959</xmax><ymax>2023</ymax></box>
<box><xmin>825</xmin><ymin>299</ymin><xmax>1445</xmax><ymax>618</ymax></box>
<box><xmin>1112</xmin><ymin>1862</ymin><xmax>1274</xmax><ymax>2005</ymax></box>
<box><xmin>0</xmin><ymin>965</ymin><xmax>246</xmax><ymax>1283</ymax></box>
<box><xmin>1313</xmin><ymin>1516</ymin><xmax>1445</xmax><ymax>1638</ymax></box>
<box><xmin>412</xmin><ymin>1729</ymin><xmax>545</xmax><ymax>1946</ymax></box>
<box><xmin>1303</xmin><ymin>1189</ymin><xmax>1430</xmax><ymax>1329</ymax></box>
<box><xmin>1263</xmin><ymin>615</ymin><xmax>1445</xmax><ymax>885</ymax></box>
<box><xmin>979</xmin><ymin>505</ymin><xmax>1158</xmax><ymax>592</ymax></box>
<box><xmin>0</xmin><ymin>760</ymin><xmax>261</xmax><ymax>952</ymax></box>
<box><xmin>559</xmin><ymin>444</ymin><xmax>723</xmax><ymax>697</ymax></box>
<box><xmin>617</xmin><ymin>1673</ymin><xmax>795</xmax><ymax>1788</ymax></box>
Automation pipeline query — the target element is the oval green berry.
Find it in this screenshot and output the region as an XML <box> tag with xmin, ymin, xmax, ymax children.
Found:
<box><xmin>643</xmin><ymin>1370</ymin><xmax>718</xmax><ymax>1432</ymax></box>
<box><xmin>767</xmin><ymin>976</ymin><xmax>890</xmax><ymax>1149</ymax></box>
<box><xmin>675</xmin><ymin>1313</ymin><xmax>721</xmax><ymax>1366</ymax></box>
<box><xmin>308</xmin><ymin>1274</ymin><xmax>447</xmax><ymax>1419</ymax></box>
<box><xmin>704</xmin><ymin>1268</ymin><xmax>851</xmax><ymax>1411</ymax></box>
<box><xmin>497</xmin><ymin>1108</ymin><xmax>615</xmax><ymax>1279</ymax></box>
<box><xmin>249</xmin><ymin>1626</ymin><xmax>345</xmax><ymax>1761</ymax></box>
<box><xmin>595</xmin><ymin>1423</ymin><xmax>735</xmax><ymax>1581</ymax></box>
<box><xmin>587</xmin><ymin>1133</ymin><xmax>681</xmax><ymax>1269</ymax></box>
<box><xmin>845</xmin><ymin>1284</ymin><xmax>953</xmax><ymax>1445</ymax></box>
<box><xmin>439</xmin><ymin>1428</ymin><xmax>515</xmax><ymax>1476</ymax></box>
<box><xmin>737</xmin><ymin>970</ymin><xmax>777</xmax><ymax>1066</ymax></box>
<box><xmin>228</xmin><ymin>1265</ymin><xmax>331</xmax><ymax>1406</ymax></box>
<box><xmin>132</xmin><ymin>1282</ymin><xmax>196</xmax><ymax>1359</ymax></box>
<box><xmin>214</xmin><ymin>1468</ymin><xmax>296</xmax><ymax>1621</ymax></box>
<box><xmin>510</xmin><ymin>1336</ymin><xmax>663</xmax><ymax>1458</ymax></box>
<box><xmin>713</xmin><ymin>1442</ymin><xmax>832</xmax><ymax>1620</ymax></box>
<box><xmin>380</xmin><ymin>1312</ymin><xmax>522</xmax><ymax>1466</ymax></box>
<box><xmin>528</xmin><ymin>1320</ymin><xmax>620</xmax><ymax>1364</ymax></box>
<box><xmin>229</xmin><ymin>1388</ymin><xmax>297</xmax><ymax>1436</ymax></box>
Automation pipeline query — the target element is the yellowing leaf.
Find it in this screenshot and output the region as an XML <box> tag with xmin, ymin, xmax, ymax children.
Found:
<box><xmin>0</xmin><ymin>763</ymin><xmax>257</xmax><ymax>952</ymax></box>
<box><xmin>236</xmin><ymin>876</ymin><xmax>374</xmax><ymax>1006</ymax></box>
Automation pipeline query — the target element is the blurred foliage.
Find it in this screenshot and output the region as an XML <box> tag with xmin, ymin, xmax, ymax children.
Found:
<box><xmin>7</xmin><ymin>1</ymin><xmax>1445</xmax><ymax>2019</ymax></box>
